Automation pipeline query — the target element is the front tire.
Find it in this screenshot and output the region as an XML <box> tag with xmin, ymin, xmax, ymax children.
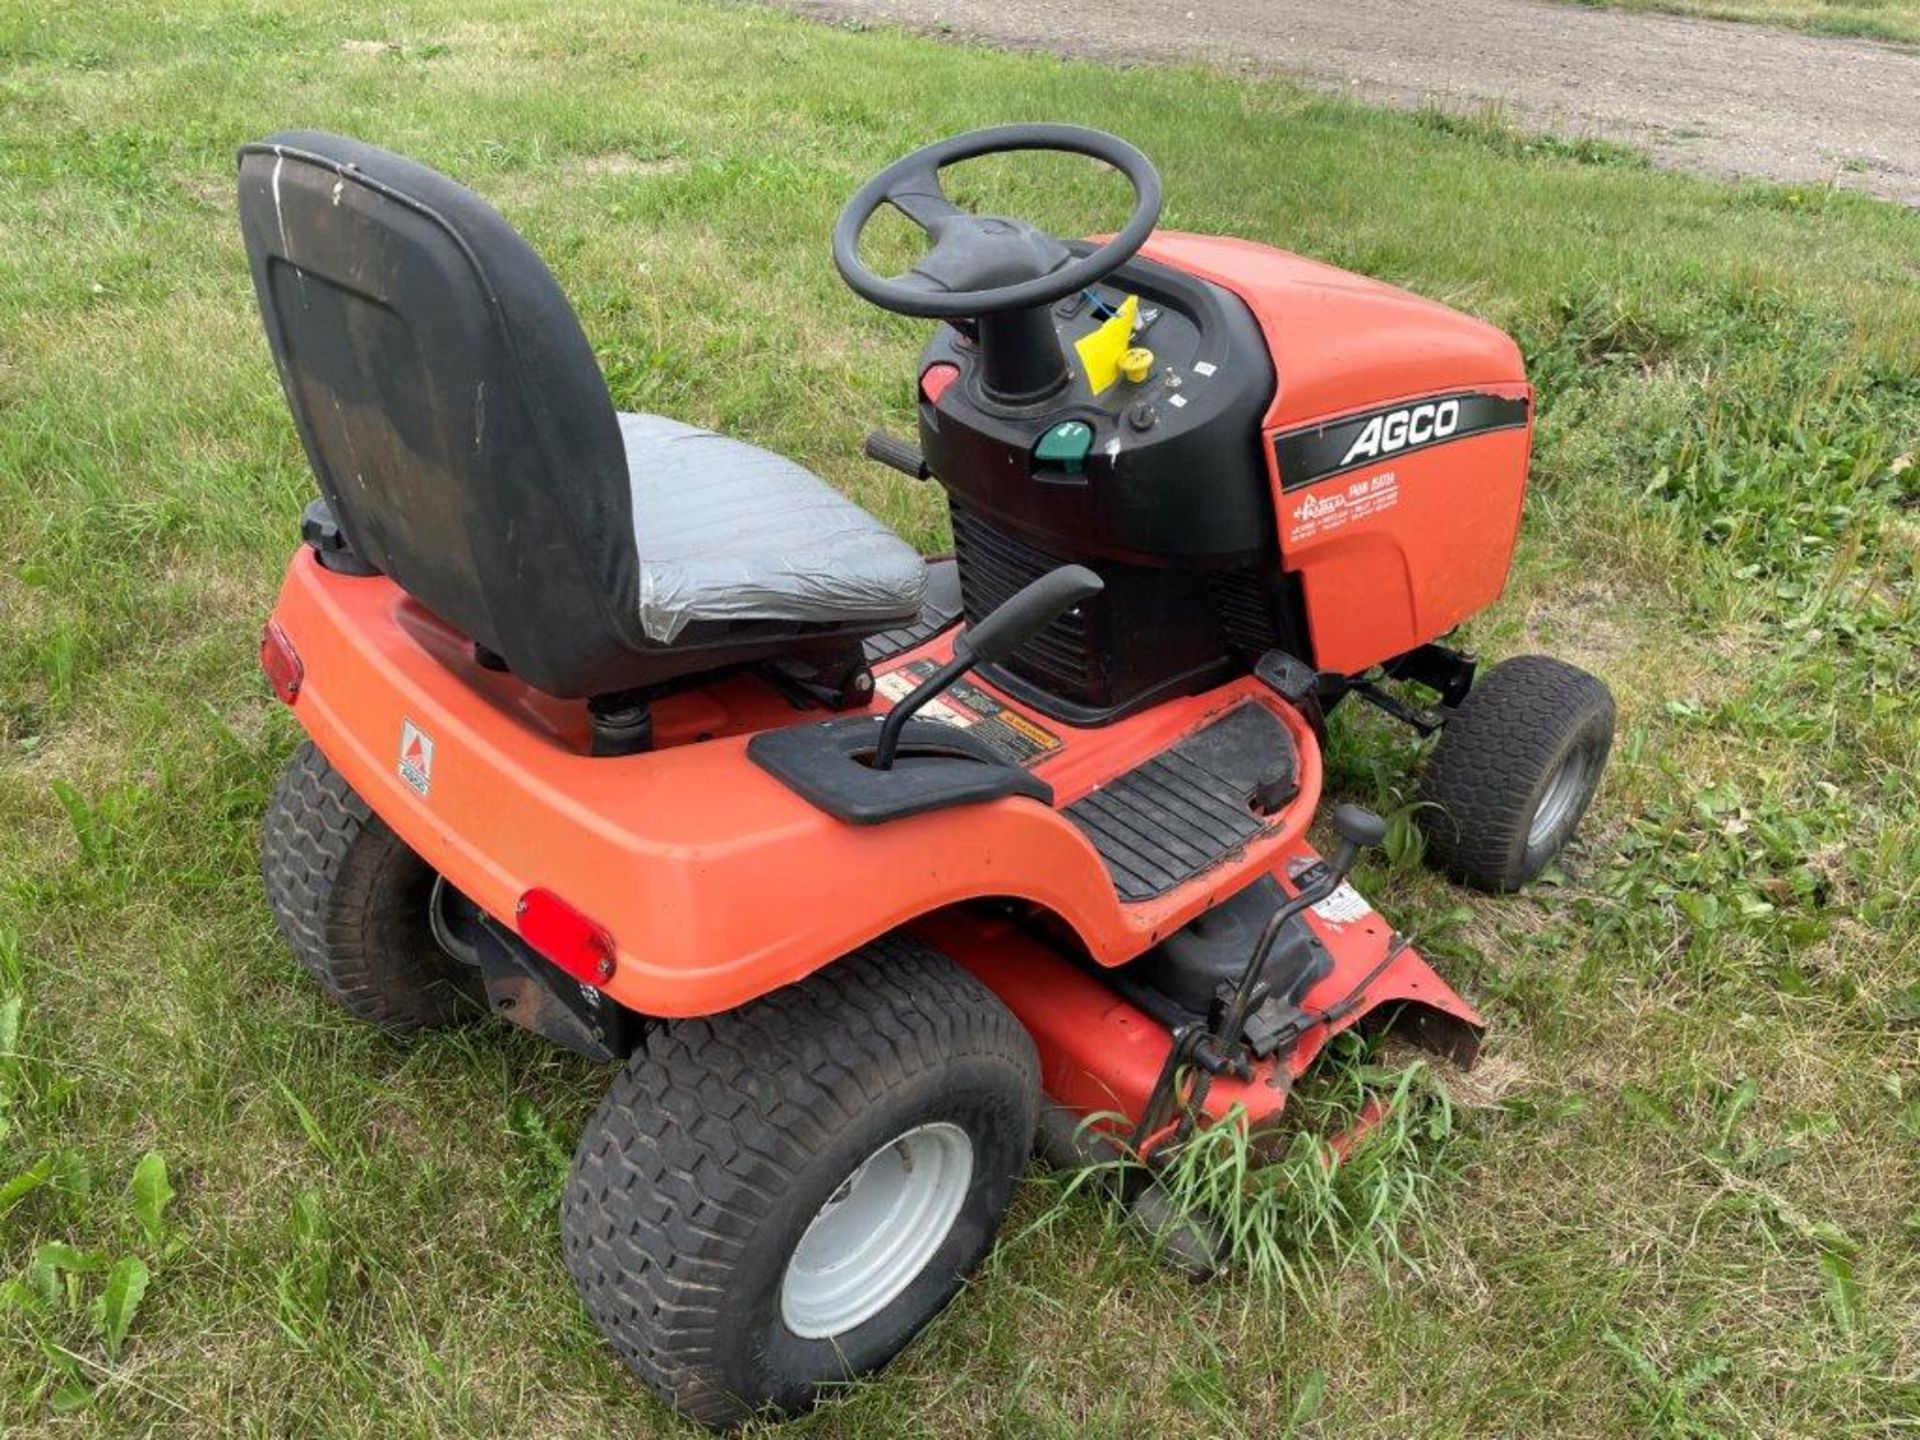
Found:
<box><xmin>261</xmin><ymin>741</ymin><xmax>483</xmax><ymax>1030</ymax></box>
<box><xmin>562</xmin><ymin>938</ymin><xmax>1038</xmax><ymax>1428</ymax></box>
<box><xmin>1416</xmin><ymin>655</ymin><xmax>1614</xmax><ymax>892</ymax></box>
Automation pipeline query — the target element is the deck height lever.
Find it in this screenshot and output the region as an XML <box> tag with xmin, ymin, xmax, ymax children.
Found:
<box><xmin>1130</xmin><ymin>804</ymin><xmax>1388</xmax><ymax>1158</ymax></box>
<box><xmin>872</xmin><ymin>564</ymin><xmax>1102</xmax><ymax>770</ymax></box>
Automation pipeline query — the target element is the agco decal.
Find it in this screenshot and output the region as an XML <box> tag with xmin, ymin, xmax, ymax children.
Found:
<box><xmin>1274</xmin><ymin>391</ymin><xmax>1529</xmax><ymax>491</ymax></box>
<box><xmin>1341</xmin><ymin>398</ymin><xmax>1461</xmax><ymax>465</ymax></box>
<box><xmin>398</xmin><ymin>718</ymin><xmax>435</xmax><ymax>797</ymax></box>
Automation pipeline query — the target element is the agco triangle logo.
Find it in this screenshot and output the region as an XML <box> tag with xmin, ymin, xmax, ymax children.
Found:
<box><xmin>398</xmin><ymin>719</ymin><xmax>434</xmax><ymax>796</ymax></box>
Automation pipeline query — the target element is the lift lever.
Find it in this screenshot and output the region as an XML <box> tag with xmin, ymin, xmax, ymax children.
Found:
<box><xmin>872</xmin><ymin>564</ymin><xmax>1102</xmax><ymax>770</ymax></box>
<box><xmin>1130</xmin><ymin>804</ymin><xmax>1387</xmax><ymax>1160</ymax></box>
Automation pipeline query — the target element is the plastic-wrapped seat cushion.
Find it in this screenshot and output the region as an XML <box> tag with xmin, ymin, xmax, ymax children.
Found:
<box><xmin>621</xmin><ymin>413</ymin><xmax>927</xmax><ymax>644</ymax></box>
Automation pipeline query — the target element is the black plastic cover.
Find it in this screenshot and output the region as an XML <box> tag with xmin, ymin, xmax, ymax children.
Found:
<box><xmin>918</xmin><ymin>251</ymin><xmax>1301</xmax><ymax>720</ymax></box>
<box><xmin>919</xmin><ymin>251</ymin><xmax>1277</xmax><ymax>567</ymax></box>
<box><xmin>1126</xmin><ymin>875</ymin><xmax>1329</xmax><ymax>1019</ymax></box>
<box><xmin>748</xmin><ymin>716</ymin><xmax>1052</xmax><ymax>825</ymax></box>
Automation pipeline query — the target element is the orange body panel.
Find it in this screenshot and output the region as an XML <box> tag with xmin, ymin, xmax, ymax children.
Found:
<box><xmin>1138</xmin><ymin>233</ymin><xmax>1534</xmax><ymax>674</ymax></box>
<box><xmin>270</xmin><ymin>550</ymin><xmax>1327</xmax><ymax>1019</ymax></box>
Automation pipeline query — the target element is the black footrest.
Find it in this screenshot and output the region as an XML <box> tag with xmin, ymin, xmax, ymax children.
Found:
<box><xmin>1066</xmin><ymin>702</ymin><xmax>1298</xmax><ymax>902</ymax></box>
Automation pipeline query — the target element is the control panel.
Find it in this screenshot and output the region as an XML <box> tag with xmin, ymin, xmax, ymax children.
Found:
<box><xmin>914</xmin><ymin>250</ymin><xmax>1278</xmax><ymax>567</ymax></box>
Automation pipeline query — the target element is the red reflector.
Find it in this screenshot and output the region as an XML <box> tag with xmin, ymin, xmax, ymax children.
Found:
<box><xmin>260</xmin><ymin>621</ymin><xmax>303</xmax><ymax>704</ymax></box>
<box><xmin>516</xmin><ymin>888</ymin><xmax>616</xmax><ymax>987</ymax></box>
<box><xmin>919</xmin><ymin>362</ymin><xmax>960</xmax><ymax>404</ymax></box>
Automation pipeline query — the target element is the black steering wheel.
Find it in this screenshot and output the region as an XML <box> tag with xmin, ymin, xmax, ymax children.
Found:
<box><xmin>832</xmin><ymin>124</ymin><xmax>1163</xmax><ymax>320</ymax></box>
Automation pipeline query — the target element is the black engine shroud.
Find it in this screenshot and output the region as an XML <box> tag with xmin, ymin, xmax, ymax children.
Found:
<box><xmin>919</xmin><ymin>251</ymin><xmax>1307</xmax><ymax>724</ymax></box>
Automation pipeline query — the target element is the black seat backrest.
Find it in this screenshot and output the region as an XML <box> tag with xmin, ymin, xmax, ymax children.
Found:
<box><xmin>236</xmin><ymin>132</ymin><xmax>639</xmax><ymax>696</ymax></box>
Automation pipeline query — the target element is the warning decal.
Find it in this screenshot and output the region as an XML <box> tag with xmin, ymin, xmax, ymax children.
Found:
<box><xmin>1287</xmin><ymin>856</ymin><xmax>1375</xmax><ymax>926</ymax></box>
<box><xmin>874</xmin><ymin>660</ymin><xmax>1064</xmax><ymax>767</ymax></box>
<box><xmin>1311</xmin><ymin>880</ymin><xmax>1373</xmax><ymax>925</ymax></box>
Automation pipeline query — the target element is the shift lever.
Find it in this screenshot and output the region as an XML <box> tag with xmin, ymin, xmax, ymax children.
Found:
<box><xmin>1131</xmin><ymin>804</ymin><xmax>1390</xmax><ymax>1154</ymax></box>
<box><xmin>872</xmin><ymin>565</ymin><xmax>1102</xmax><ymax>770</ymax></box>
<box><xmin>1211</xmin><ymin>803</ymin><xmax>1388</xmax><ymax>1060</ymax></box>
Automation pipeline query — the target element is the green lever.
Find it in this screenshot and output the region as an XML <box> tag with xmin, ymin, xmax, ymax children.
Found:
<box><xmin>1033</xmin><ymin>420</ymin><xmax>1094</xmax><ymax>474</ymax></box>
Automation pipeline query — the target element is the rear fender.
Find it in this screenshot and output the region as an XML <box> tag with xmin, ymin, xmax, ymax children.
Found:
<box><xmin>266</xmin><ymin>549</ymin><xmax>1327</xmax><ymax>1018</ymax></box>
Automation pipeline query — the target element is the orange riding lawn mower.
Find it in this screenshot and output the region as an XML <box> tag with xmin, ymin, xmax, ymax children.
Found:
<box><xmin>241</xmin><ymin>125</ymin><xmax>1614</xmax><ymax>1425</ymax></box>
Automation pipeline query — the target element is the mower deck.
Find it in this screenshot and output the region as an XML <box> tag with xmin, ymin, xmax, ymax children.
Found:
<box><xmin>919</xmin><ymin>874</ymin><xmax>1479</xmax><ymax>1140</ymax></box>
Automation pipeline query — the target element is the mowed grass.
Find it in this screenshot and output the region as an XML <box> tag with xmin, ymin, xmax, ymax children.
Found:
<box><xmin>1565</xmin><ymin>0</ymin><xmax>1920</xmax><ymax>44</ymax></box>
<box><xmin>2</xmin><ymin>0</ymin><xmax>1918</xmax><ymax>1434</ymax></box>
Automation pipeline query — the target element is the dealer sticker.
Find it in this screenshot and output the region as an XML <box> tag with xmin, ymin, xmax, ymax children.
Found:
<box><xmin>1283</xmin><ymin>470</ymin><xmax>1400</xmax><ymax>544</ymax></box>
<box><xmin>398</xmin><ymin>719</ymin><xmax>435</xmax><ymax>796</ymax></box>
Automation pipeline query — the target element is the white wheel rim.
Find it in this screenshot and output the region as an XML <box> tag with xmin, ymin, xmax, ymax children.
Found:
<box><xmin>1529</xmin><ymin>749</ymin><xmax>1590</xmax><ymax>851</ymax></box>
<box><xmin>779</xmin><ymin>1122</ymin><xmax>974</xmax><ymax>1341</ymax></box>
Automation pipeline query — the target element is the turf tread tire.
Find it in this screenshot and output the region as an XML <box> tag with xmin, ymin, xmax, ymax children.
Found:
<box><xmin>562</xmin><ymin>938</ymin><xmax>1038</xmax><ymax>1427</ymax></box>
<box><xmin>1416</xmin><ymin>655</ymin><xmax>1614</xmax><ymax>893</ymax></box>
<box><xmin>261</xmin><ymin>741</ymin><xmax>481</xmax><ymax>1031</ymax></box>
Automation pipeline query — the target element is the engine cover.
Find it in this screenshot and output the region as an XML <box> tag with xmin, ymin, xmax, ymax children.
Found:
<box><xmin>917</xmin><ymin>252</ymin><xmax>1294</xmax><ymax>722</ymax></box>
<box><xmin>1137</xmin><ymin>233</ymin><xmax>1534</xmax><ymax>676</ymax></box>
<box><xmin>914</xmin><ymin>234</ymin><xmax>1533</xmax><ymax>722</ymax></box>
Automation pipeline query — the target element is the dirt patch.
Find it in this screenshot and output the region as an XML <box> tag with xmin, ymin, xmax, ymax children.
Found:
<box><xmin>565</xmin><ymin>153</ymin><xmax>685</xmax><ymax>181</ymax></box>
<box><xmin>489</xmin><ymin>152</ymin><xmax>689</xmax><ymax>205</ymax></box>
<box><xmin>172</xmin><ymin>170</ymin><xmax>230</xmax><ymax>209</ymax></box>
<box><xmin>776</xmin><ymin>0</ymin><xmax>1920</xmax><ymax>206</ymax></box>
<box><xmin>1514</xmin><ymin>580</ymin><xmax>1639</xmax><ymax>678</ymax></box>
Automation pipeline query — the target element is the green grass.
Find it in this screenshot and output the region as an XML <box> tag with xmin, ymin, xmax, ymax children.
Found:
<box><xmin>1562</xmin><ymin>0</ymin><xmax>1920</xmax><ymax>44</ymax></box>
<box><xmin>3</xmin><ymin>0</ymin><xmax>1919</xmax><ymax>1433</ymax></box>
<box><xmin>1128</xmin><ymin>1040</ymin><xmax>1464</xmax><ymax>1299</ymax></box>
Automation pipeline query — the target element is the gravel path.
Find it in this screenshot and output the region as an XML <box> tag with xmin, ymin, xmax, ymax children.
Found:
<box><xmin>777</xmin><ymin>0</ymin><xmax>1920</xmax><ymax>205</ymax></box>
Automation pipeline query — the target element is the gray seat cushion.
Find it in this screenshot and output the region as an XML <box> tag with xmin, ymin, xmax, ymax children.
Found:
<box><xmin>621</xmin><ymin>413</ymin><xmax>927</xmax><ymax>645</ymax></box>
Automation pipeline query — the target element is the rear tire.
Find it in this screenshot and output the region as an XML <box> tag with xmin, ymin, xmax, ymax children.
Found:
<box><xmin>561</xmin><ymin>938</ymin><xmax>1038</xmax><ymax>1427</ymax></box>
<box><xmin>1416</xmin><ymin>655</ymin><xmax>1614</xmax><ymax>892</ymax></box>
<box><xmin>261</xmin><ymin>741</ymin><xmax>483</xmax><ymax>1031</ymax></box>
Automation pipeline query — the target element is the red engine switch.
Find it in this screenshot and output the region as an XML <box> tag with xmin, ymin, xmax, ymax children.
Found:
<box><xmin>919</xmin><ymin>362</ymin><xmax>960</xmax><ymax>404</ymax></box>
